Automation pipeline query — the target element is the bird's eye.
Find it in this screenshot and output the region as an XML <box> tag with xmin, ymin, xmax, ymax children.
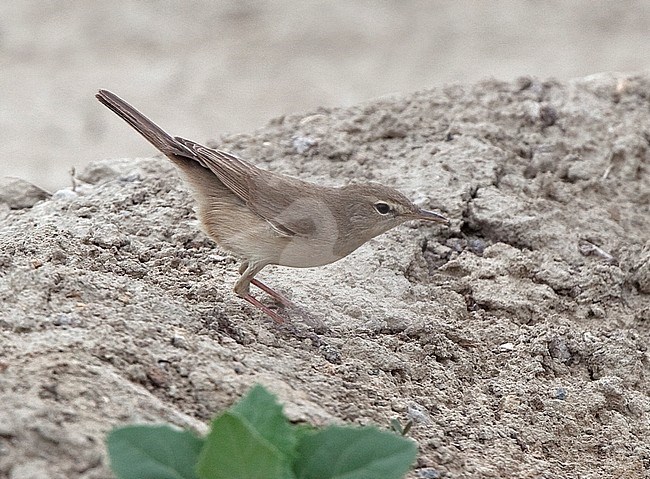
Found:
<box><xmin>374</xmin><ymin>202</ymin><xmax>392</xmax><ymax>215</ymax></box>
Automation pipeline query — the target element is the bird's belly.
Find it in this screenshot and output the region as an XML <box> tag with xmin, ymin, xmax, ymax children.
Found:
<box><xmin>272</xmin><ymin>236</ymin><xmax>343</xmax><ymax>268</ymax></box>
<box><xmin>199</xmin><ymin>204</ymin><xmax>343</xmax><ymax>268</ymax></box>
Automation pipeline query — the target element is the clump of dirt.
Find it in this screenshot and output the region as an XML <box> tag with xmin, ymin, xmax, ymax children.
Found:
<box><xmin>1</xmin><ymin>73</ymin><xmax>649</xmax><ymax>478</ymax></box>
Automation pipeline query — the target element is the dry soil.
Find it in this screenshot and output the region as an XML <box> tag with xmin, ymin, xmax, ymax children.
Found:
<box><xmin>1</xmin><ymin>73</ymin><xmax>649</xmax><ymax>478</ymax></box>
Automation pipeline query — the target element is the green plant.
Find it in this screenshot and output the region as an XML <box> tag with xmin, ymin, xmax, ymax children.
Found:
<box><xmin>389</xmin><ymin>418</ymin><xmax>413</xmax><ymax>436</ymax></box>
<box><xmin>107</xmin><ymin>385</ymin><xmax>417</xmax><ymax>479</ymax></box>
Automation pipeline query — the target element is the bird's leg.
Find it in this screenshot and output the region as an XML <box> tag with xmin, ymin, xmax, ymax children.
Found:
<box><xmin>238</xmin><ymin>261</ymin><xmax>294</xmax><ymax>308</ymax></box>
<box><xmin>241</xmin><ymin>293</ymin><xmax>286</xmax><ymax>324</ymax></box>
<box><xmin>235</xmin><ymin>261</ymin><xmax>286</xmax><ymax>324</ymax></box>
<box><xmin>250</xmin><ymin>279</ymin><xmax>294</xmax><ymax>308</ymax></box>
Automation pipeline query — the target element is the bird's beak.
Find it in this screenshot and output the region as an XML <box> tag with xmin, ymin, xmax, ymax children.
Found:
<box><xmin>414</xmin><ymin>208</ymin><xmax>450</xmax><ymax>225</ymax></box>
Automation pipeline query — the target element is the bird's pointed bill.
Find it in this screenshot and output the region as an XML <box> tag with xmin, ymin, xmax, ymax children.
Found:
<box><xmin>415</xmin><ymin>209</ymin><xmax>450</xmax><ymax>224</ymax></box>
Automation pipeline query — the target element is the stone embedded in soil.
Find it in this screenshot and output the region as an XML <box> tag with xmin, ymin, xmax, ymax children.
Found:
<box><xmin>0</xmin><ymin>178</ymin><xmax>51</xmax><ymax>209</ymax></box>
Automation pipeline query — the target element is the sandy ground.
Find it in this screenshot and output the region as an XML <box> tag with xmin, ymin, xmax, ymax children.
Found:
<box><xmin>1</xmin><ymin>72</ymin><xmax>649</xmax><ymax>478</ymax></box>
<box><xmin>2</xmin><ymin>1</ymin><xmax>650</xmax><ymax>191</ymax></box>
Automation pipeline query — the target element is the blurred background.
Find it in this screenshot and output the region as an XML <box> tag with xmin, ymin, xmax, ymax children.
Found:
<box><xmin>2</xmin><ymin>0</ymin><xmax>649</xmax><ymax>191</ymax></box>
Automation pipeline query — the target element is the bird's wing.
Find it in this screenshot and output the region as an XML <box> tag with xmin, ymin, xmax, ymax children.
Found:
<box><xmin>175</xmin><ymin>138</ymin><xmax>318</xmax><ymax>237</ymax></box>
<box><xmin>247</xmin><ymin>172</ymin><xmax>320</xmax><ymax>238</ymax></box>
<box><xmin>174</xmin><ymin>138</ymin><xmax>255</xmax><ymax>203</ymax></box>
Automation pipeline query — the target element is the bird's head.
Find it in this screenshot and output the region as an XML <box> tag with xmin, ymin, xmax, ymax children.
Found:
<box><xmin>333</xmin><ymin>183</ymin><xmax>449</xmax><ymax>255</ymax></box>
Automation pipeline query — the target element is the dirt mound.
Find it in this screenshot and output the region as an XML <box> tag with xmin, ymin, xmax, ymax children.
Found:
<box><xmin>1</xmin><ymin>73</ymin><xmax>649</xmax><ymax>478</ymax></box>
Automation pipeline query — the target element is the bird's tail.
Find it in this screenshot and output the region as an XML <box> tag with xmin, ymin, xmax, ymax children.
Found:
<box><xmin>95</xmin><ymin>89</ymin><xmax>191</xmax><ymax>158</ymax></box>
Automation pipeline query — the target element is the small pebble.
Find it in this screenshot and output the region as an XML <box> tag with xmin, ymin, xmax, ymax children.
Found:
<box><xmin>468</xmin><ymin>238</ymin><xmax>487</xmax><ymax>255</ymax></box>
<box><xmin>417</xmin><ymin>468</ymin><xmax>441</xmax><ymax>479</ymax></box>
<box><xmin>292</xmin><ymin>136</ymin><xmax>317</xmax><ymax>154</ymax></box>
<box><xmin>554</xmin><ymin>387</ymin><xmax>567</xmax><ymax>400</ymax></box>
<box><xmin>52</xmin><ymin>189</ymin><xmax>78</xmax><ymax>201</ymax></box>
<box><xmin>406</xmin><ymin>402</ymin><xmax>432</xmax><ymax>425</ymax></box>
<box><xmin>171</xmin><ymin>335</ymin><xmax>189</xmax><ymax>350</ymax></box>
<box><xmin>52</xmin><ymin>314</ymin><xmax>74</xmax><ymax>326</ymax></box>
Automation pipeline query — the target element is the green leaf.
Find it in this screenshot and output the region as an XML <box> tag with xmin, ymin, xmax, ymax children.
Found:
<box><xmin>230</xmin><ymin>384</ymin><xmax>297</xmax><ymax>458</ymax></box>
<box><xmin>293</xmin><ymin>426</ymin><xmax>417</xmax><ymax>479</ymax></box>
<box><xmin>293</xmin><ymin>423</ymin><xmax>318</xmax><ymax>442</ymax></box>
<box><xmin>107</xmin><ymin>425</ymin><xmax>204</xmax><ymax>479</ymax></box>
<box><xmin>196</xmin><ymin>411</ymin><xmax>295</xmax><ymax>479</ymax></box>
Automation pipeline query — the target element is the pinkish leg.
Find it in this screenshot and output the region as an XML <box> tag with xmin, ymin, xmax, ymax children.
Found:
<box><xmin>242</xmin><ymin>293</ymin><xmax>286</xmax><ymax>324</ymax></box>
<box><xmin>251</xmin><ymin>278</ymin><xmax>294</xmax><ymax>308</ymax></box>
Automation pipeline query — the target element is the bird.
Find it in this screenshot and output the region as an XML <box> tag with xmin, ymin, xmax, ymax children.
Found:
<box><xmin>95</xmin><ymin>90</ymin><xmax>449</xmax><ymax>323</ymax></box>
